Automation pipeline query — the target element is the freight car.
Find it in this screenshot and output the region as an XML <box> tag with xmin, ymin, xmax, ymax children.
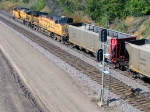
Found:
<box><xmin>68</xmin><ymin>23</ymin><xmax>136</xmax><ymax>68</ymax></box>
<box><xmin>125</xmin><ymin>39</ymin><xmax>150</xmax><ymax>78</ymax></box>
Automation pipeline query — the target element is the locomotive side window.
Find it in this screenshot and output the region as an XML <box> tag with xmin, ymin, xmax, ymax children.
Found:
<box><xmin>58</xmin><ymin>18</ymin><xmax>73</xmax><ymax>24</ymax></box>
<box><xmin>67</xmin><ymin>18</ymin><xmax>73</xmax><ymax>23</ymax></box>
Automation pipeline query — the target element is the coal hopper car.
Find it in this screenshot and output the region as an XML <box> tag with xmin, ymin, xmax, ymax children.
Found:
<box><xmin>125</xmin><ymin>39</ymin><xmax>150</xmax><ymax>77</ymax></box>
<box><xmin>68</xmin><ymin>23</ymin><xmax>136</xmax><ymax>68</ymax></box>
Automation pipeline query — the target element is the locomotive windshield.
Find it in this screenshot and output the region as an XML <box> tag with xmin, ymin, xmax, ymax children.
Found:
<box><xmin>59</xmin><ymin>18</ymin><xmax>67</xmax><ymax>24</ymax></box>
<box><xmin>59</xmin><ymin>18</ymin><xmax>73</xmax><ymax>24</ymax></box>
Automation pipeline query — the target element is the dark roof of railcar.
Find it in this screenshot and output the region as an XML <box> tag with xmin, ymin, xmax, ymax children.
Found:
<box><xmin>18</xmin><ymin>6</ymin><xmax>29</xmax><ymax>11</ymax></box>
<box><xmin>30</xmin><ymin>11</ymin><xmax>40</xmax><ymax>16</ymax></box>
<box><xmin>127</xmin><ymin>39</ymin><xmax>150</xmax><ymax>45</ymax></box>
<box><xmin>40</xmin><ymin>14</ymin><xmax>62</xmax><ymax>20</ymax></box>
<box><xmin>13</xmin><ymin>6</ymin><xmax>29</xmax><ymax>11</ymax></box>
<box><xmin>39</xmin><ymin>12</ymin><xmax>48</xmax><ymax>16</ymax></box>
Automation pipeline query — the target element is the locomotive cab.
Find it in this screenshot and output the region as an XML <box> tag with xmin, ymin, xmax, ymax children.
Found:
<box><xmin>55</xmin><ymin>17</ymin><xmax>73</xmax><ymax>25</ymax></box>
<box><xmin>12</xmin><ymin>6</ymin><xmax>20</xmax><ymax>19</ymax></box>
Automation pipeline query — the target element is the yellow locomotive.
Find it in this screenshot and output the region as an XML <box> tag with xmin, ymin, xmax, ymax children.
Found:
<box><xmin>12</xmin><ymin>6</ymin><xmax>73</xmax><ymax>42</ymax></box>
<box><xmin>12</xmin><ymin>6</ymin><xmax>29</xmax><ymax>21</ymax></box>
<box><xmin>12</xmin><ymin>6</ymin><xmax>20</xmax><ymax>19</ymax></box>
<box><xmin>12</xmin><ymin>6</ymin><xmax>34</xmax><ymax>26</ymax></box>
<box><xmin>39</xmin><ymin>15</ymin><xmax>73</xmax><ymax>41</ymax></box>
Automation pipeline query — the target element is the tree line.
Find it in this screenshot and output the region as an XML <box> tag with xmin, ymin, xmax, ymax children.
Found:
<box><xmin>57</xmin><ymin>0</ymin><xmax>150</xmax><ymax>26</ymax></box>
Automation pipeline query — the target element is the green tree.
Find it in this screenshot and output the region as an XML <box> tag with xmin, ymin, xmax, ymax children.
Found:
<box><xmin>30</xmin><ymin>0</ymin><xmax>45</xmax><ymax>11</ymax></box>
<box><xmin>57</xmin><ymin>0</ymin><xmax>86</xmax><ymax>13</ymax></box>
<box><xmin>125</xmin><ymin>0</ymin><xmax>150</xmax><ymax>16</ymax></box>
<box><xmin>22</xmin><ymin>0</ymin><xmax>29</xmax><ymax>3</ymax></box>
<box><xmin>86</xmin><ymin>0</ymin><xmax>102</xmax><ymax>21</ymax></box>
<box><xmin>86</xmin><ymin>0</ymin><xmax>127</xmax><ymax>26</ymax></box>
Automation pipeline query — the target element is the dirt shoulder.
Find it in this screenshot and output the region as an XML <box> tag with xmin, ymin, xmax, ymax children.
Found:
<box><xmin>0</xmin><ymin>20</ymin><xmax>102</xmax><ymax>111</ymax></box>
<box><xmin>0</xmin><ymin>49</ymin><xmax>43</xmax><ymax>112</ymax></box>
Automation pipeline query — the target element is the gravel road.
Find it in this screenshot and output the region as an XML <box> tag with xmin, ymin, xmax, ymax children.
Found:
<box><xmin>0</xmin><ymin>19</ymin><xmax>104</xmax><ymax>111</ymax></box>
<box><xmin>0</xmin><ymin>50</ymin><xmax>42</xmax><ymax>112</ymax></box>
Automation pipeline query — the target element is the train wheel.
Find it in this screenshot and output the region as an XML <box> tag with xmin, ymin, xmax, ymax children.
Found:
<box><xmin>119</xmin><ymin>64</ymin><xmax>121</xmax><ymax>70</ymax></box>
<box><xmin>93</xmin><ymin>53</ymin><xmax>96</xmax><ymax>57</ymax></box>
<box><xmin>113</xmin><ymin>65</ymin><xmax>117</xmax><ymax>69</ymax></box>
<box><xmin>60</xmin><ymin>40</ymin><xmax>64</xmax><ymax>44</ymax></box>
<box><xmin>60</xmin><ymin>37</ymin><xmax>64</xmax><ymax>44</ymax></box>
<box><xmin>36</xmin><ymin>27</ymin><xmax>39</xmax><ymax>31</ymax></box>
<box><xmin>23</xmin><ymin>20</ymin><xmax>25</xmax><ymax>25</ymax></box>
<box><xmin>79</xmin><ymin>47</ymin><xmax>83</xmax><ymax>51</ymax></box>
<box><xmin>114</xmin><ymin>63</ymin><xmax>119</xmax><ymax>69</ymax></box>
<box><xmin>85</xmin><ymin>50</ymin><xmax>90</xmax><ymax>54</ymax></box>
<box><xmin>119</xmin><ymin>64</ymin><xmax>123</xmax><ymax>70</ymax></box>
<box><xmin>48</xmin><ymin>32</ymin><xmax>51</xmax><ymax>37</ymax></box>
<box><xmin>50</xmin><ymin>33</ymin><xmax>54</xmax><ymax>38</ymax></box>
<box><xmin>72</xmin><ymin>44</ymin><xmax>76</xmax><ymax>48</ymax></box>
<box><xmin>69</xmin><ymin>44</ymin><xmax>74</xmax><ymax>48</ymax></box>
<box><xmin>133</xmin><ymin>74</ymin><xmax>138</xmax><ymax>78</ymax></box>
<box><xmin>53</xmin><ymin>37</ymin><xmax>57</xmax><ymax>40</ymax></box>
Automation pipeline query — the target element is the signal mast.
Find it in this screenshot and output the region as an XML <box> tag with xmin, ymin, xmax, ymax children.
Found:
<box><xmin>97</xmin><ymin>29</ymin><xmax>111</xmax><ymax>107</ymax></box>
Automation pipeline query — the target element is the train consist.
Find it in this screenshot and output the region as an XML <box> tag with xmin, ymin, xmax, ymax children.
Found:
<box><xmin>12</xmin><ymin>6</ymin><xmax>150</xmax><ymax>78</ymax></box>
<box><xmin>12</xmin><ymin>6</ymin><xmax>73</xmax><ymax>42</ymax></box>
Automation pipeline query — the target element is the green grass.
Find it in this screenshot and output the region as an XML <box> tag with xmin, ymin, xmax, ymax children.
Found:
<box><xmin>144</xmin><ymin>19</ymin><xmax>150</xmax><ymax>38</ymax></box>
<box><xmin>113</xmin><ymin>20</ymin><xmax>128</xmax><ymax>33</ymax></box>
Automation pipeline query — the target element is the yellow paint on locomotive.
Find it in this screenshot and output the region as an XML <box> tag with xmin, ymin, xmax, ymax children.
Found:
<box><xmin>26</xmin><ymin>14</ymin><xmax>34</xmax><ymax>22</ymax></box>
<box><xmin>39</xmin><ymin>16</ymin><xmax>68</xmax><ymax>37</ymax></box>
<box><xmin>12</xmin><ymin>6</ymin><xmax>69</xmax><ymax>37</ymax></box>
<box><xmin>32</xmin><ymin>16</ymin><xmax>40</xmax><ymax>26</ymax></box>
<box><xmin>12</xmin><ymin>10</ymin><xmax>20</xmax><ymax>19</ymax></box>
<box><xmin>39</xmin><ymin>16</ymin><xmax>49</xmax><ymax>29</ymax></box>
<box><xmin>19</xmin><ymin>10</ymin><xmax>27</xmax><ymax>20</ymax></box>
<box><xmin>39</xmin><ymin>16</ymin><xmax>45</xmax><ymax>28</ymax></box>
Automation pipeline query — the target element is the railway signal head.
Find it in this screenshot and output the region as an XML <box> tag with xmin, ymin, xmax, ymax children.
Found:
<box><xmin>99</xmin><ymin>29</ymin><xmax>107</xmax><ymax>42</ymax></box>
<box><xmin>97</xmin><ymin>49</ymin><xmax>103</xmax><ymax>62</ymax></box>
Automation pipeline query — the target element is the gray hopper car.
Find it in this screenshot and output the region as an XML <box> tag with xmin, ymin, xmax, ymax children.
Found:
<box><xmin>125</xmin><ymin>39</ymin><xmax>150</xmax><ymax>77</ymax></box>
<box><xmin>68</xmin><ymin>23</ymin><xmax>136</xmax><ymax>64</ymax></box>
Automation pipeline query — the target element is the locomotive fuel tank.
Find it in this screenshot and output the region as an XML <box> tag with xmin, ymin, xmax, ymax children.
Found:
<box><xmin>126</xmin><ymin>39</ymin><xmax>150</xmax><ymax>77</ymax></box>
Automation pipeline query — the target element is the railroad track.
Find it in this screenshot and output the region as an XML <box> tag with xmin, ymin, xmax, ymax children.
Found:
<box><xmin>1</xmin><ymin>12</ymin><xmax>150</xmax><ymax>112</ymax></box>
